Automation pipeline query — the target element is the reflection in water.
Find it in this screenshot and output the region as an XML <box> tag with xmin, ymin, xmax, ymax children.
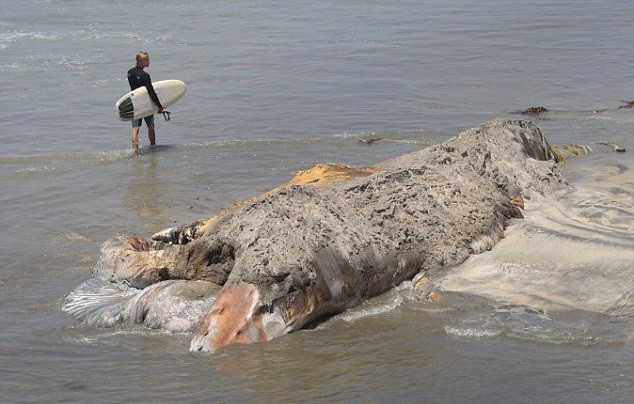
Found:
<box><xmin>126</xmin><ymin>150</ymin><xmax>167</xmax><ymax>232</ymax></box>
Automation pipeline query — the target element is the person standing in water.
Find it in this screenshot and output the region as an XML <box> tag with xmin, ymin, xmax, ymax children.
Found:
<box><xmin>127</xmin><ymin>51</ymin><xmax>163</xmax><ymax>154</ymax></box>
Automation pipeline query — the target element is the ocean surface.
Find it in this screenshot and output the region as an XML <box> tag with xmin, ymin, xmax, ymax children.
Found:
<box><xmin>1</xmin><ymin>1</ymin><xmax>633</xmax><ymax>402</ymax></box>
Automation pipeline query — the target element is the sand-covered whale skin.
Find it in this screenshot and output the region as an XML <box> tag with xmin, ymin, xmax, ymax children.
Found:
<box><xmin>65</xmin><ymin>119</ymin><xmax>566</xmax><ymax>352</ymax></box>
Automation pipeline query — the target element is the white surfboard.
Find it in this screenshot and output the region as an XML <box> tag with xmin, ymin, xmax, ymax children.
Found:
<box><xmin>116</xmin><ymin>80</ymin><xmax>186</xmax><ymax>121</ymax></box>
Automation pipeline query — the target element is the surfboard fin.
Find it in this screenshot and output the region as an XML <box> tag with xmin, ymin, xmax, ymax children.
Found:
<box><xmin>161</xmin><ymin>111</ymin><xmax>171</xmax><ymax>121</ymax></box>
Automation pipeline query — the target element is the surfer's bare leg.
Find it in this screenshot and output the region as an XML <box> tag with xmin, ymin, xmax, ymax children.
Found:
<box><xmin>146</xmin><ymin>115</ymin><xmax>156</xmax><ymax>146</ymax></box>
<box><xmin>148</xmin><ymin>124</ymin><xmax>156</xmax><ymax>146</ymax></box>
<box><xmin>131</xmin><ymin>125</ymin><xmax>140</xmax><ymax>155</ymax></box>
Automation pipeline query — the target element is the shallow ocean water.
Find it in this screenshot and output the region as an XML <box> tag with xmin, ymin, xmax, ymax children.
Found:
<box><xmin>1</xmin><ymin>1</ymin><xmax>633</xmax><ymax>402</ymax></box>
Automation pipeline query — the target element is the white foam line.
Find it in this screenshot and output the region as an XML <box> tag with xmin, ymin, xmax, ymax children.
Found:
<box><xmin>341</xmin><ymin>295</ymin><xmax>403</xmax><ymax>322</ymax></box>
<box><xmin>444</xmin><ymin>326</ymin><xmax>500</xmax><ymax>338</ymax></box>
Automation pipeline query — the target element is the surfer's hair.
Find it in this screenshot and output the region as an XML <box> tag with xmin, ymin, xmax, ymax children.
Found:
<box><xmin>136</xmin><ymin>51</ymin><xmax>149</xmax><ymax>63</ymax></box>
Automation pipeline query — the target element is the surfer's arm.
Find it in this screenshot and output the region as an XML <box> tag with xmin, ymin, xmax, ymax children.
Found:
<box><xmin>142</xmin><ymin>73</ymin><xmax>163</xmax><ymax>110</ymax></box>
<box><xmin>146</xmin><ymin>83</ymin><xmax>163</xmax><ymax>110</ymax></box>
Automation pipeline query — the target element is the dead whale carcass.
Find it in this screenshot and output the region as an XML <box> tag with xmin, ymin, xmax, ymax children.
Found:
<box><xmin>65</xmin><ymin>119</ymin><xmax>565</xmax><ymax>352</ymax></box>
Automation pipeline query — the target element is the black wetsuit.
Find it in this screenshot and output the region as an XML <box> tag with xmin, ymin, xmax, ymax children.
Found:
<box><xmin>127</xmin><ymin>66</ymin><xmax>163</xmax><ymax>109</ymax></box>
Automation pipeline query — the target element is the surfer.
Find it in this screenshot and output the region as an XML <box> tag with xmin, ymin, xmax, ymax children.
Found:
<box><xmin>127</xmin><ymin>51</ymin><xmax>164</xmax><ymax>154</ymax></box>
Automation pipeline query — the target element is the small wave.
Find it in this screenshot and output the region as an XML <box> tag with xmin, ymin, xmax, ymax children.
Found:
<box><xmin>50</xmin><ymin>232</ymin><xmax>94</xmax><ymax>246</ymax></box>
<box><xmin>0</xmin><ymin>28</ymin><xmax>149</xmax><ymax>47</ymax></box>
<box><xmin>0</xmin><ymin>55</ymin><xmax>93</xmax><ymax>73</ymax></box>
<box><xmin>15</xmin><ymin>165</ymin><xmax>65</xmax><ymax>176</ymax></box>
<box><xmin>72</xmin><ymin>327</ymin><xmax>161</xmax><ymax>346</ymax></box>
<box><xmin>444</xmin><ymin>312</ymin><xmax>597</xmax><ymax>345</ymax></box>
<box><xmin>341</xmin><ymin>295</ymin><xmax>404</xmax><ymax>322</ymax></box>
<box><xmin>79</xmin><ymin>28</ymin><xmax>149</xmax><ymax>43</ymax></box>
<box><xmin>0</xmin><ymin>30</ymin><xmax>62</xmax><ymax>44</ymax></box>
<box><xmin>438</xmin><ymin>295</ymin><xmax>633</xmax><ymax>346</ymax></box>
<box><xmin>43</xmin><ymin>57</ymin><xmax>87</xmax><ymax>70</ymax></box>
<box><xmin>4</xmin><ymin>148</ymin><xmax>137</xmax><ymax>178</ymax></box>
<box><xmin>2</xmin><ymin>127</ymin><xmax>438</xmax><ymax>168</ymax></box>
<box><xmin>413</xmin><ymin>305</ymin><xmax>460</xmax><ymax>314</ymax></box>
<box><xmin>92</xmin><ymin>77</ymin><xmax>126</xmax><ymax>87</ymax></box>
<box><xmin>211</xmin><ymin>128</ymin><xmax>438</xmax><ymax>149</ymax></box>
<box><xmin>444</xmin><ymin>326</ymin><xmax>500</xmax><ymax>338</ymax></box>
<box><xmin>502</xmin><ymin>328</ymin><xmax>597</xmax><ymax>346</ymax></box>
